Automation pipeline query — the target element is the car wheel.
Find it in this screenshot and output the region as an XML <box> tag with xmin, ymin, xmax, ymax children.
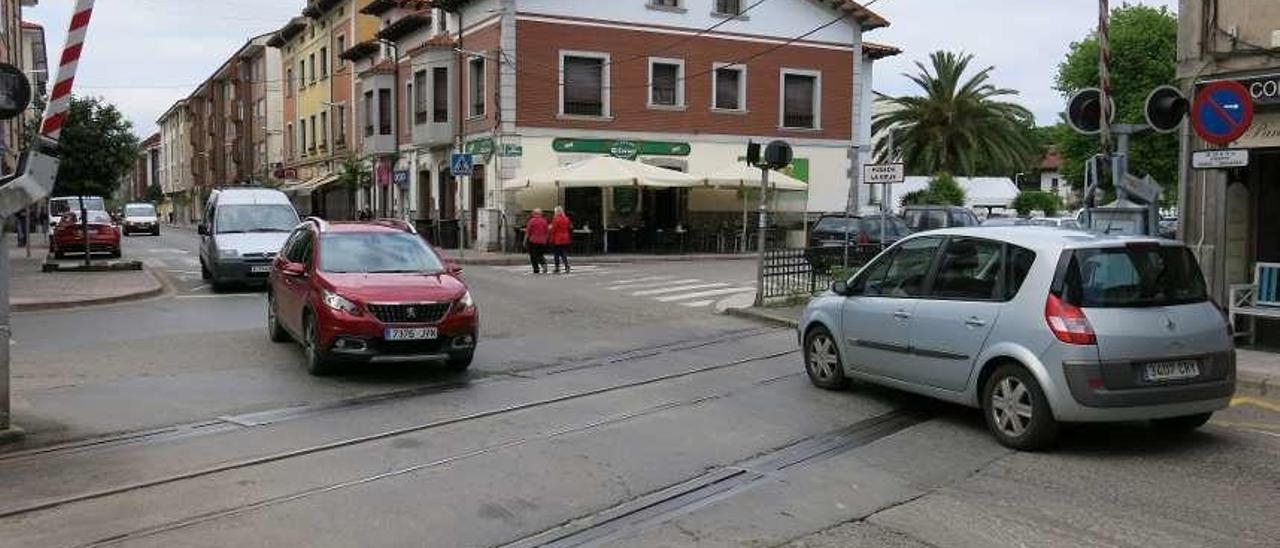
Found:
<box><xmin>1151</xmin><ymin>412</ymin><xmax>1213</xmax><ymax>433</ymax></box>
<box><xmin>266</xmin><ymin>292</ymin><xmax>289</xmax><ymax>343</ymax></box>
<box><xmin>153</xmin><ymin>229</ymin><xmax>161</xmax><ymax>236</ymax></box>
<box><xmin>303</xmin><ymin>314</ymin><xmax>333</xmax><ymax>376</ymax></box>
<box><xmin>983</xmin><ymin>363</ymin><xmax>1058</xmax><ymax>451</ymax></box>
<box><xmin>446</xmin><ymin>352</ymin><xmax>474</xmax><ymax>372</ymax></box>
<box><xmin>803</xmin><ymin>326</ymin><xmax>849</xmax><ymax>390</ymax></box>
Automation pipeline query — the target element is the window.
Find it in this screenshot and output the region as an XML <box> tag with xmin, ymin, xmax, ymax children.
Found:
<box><xmin>561</xmin><ymin>53</ymin><xmax>608</xmax><ymax>117</ymax></box>
<box><xmin>364</xmin><ymin>90</ymin><xmax>374</xmax><ymax>136</ymax></box>
<box><xmin>336</xmin><ymin>36</ymin><xmax>346</xmax><ymax>70</ymax></box>
<box><xmin>713</xmin><ymin>64</ymin><xmax>745</xmax><ymax>111</ymax></box>
<box><xmin>298</xmin><ymin>119</ymin><xmax>306</xmax><ymax>153</ymax></box>
<box><xmin>309</xmin><ymin>115</ymin><xmax>317</xmax><ymax>150</ymax></box>
<box><xmin>648</xmin><ymin>0</ymin><xmax>683</xmax><ymax>10</ymax></box>
<box><xmin>406</xmin><ymin>80</ymin><xmax>414</xmax><ymax>128</ymax></box>
<box><xmin>309</xmin><ymin>53</ymin><xmax>317</xmax><ymax>82</ymax></box>
<box><xmin>714</xmin><ymin>0</ymin><xmax>741</xmax><ymax>15</ymax></box>
<box><xmin>335</xmin><ymin>107</ymin><xmax>347</xmax><ymax>147</ymax></box>
<box><xmin>782</xmin><ymin>70</ymin><xmax>820</xmax><ymax>129</ymax></box>
<box><xmin>298</xmin><ymin>60</ymin><xmax>306</xmax><ymax>88</ymax></box>
<box><xmin>932</xmin><ymin>238</ymin><xmax>1004</xmax><ymax>300</ymax></box>
<box><xmin>433</xmin><ymin>67</ymin><xmax>449</xmax><ymax>123</ymax></box>
<box><xmin>319</xmin><ymin>233</ymin><xmax>444</xmax><ymax>274</ymax></box>
<box><xmin>860</xmin><ymin>237</ymin><xmax>942</xmax><ymax>297</ymax></box>
<box><xmin>320</xmin><ymin>111</ymin><xmax>328</xmax><ymax>146</ymax></box>
<box><xmin>413</xmin><ymin>70</ymin><xmax>428</xmax><ymax>124</ymax></box>
<box><xmin>1005</xmin><ymin>245</ymin><xmax>1036</xmax><ymax>300</ymax></box>
<box><xmin>1056</xmin><ymin>246</ymin><xmax>1208</xmax><ymax>308</ymax></box>
<box><xmin>378</xmin><ymin>88</ymin><xmax>392</xmax><ymax>135</ymax></box>
<box><xmin>286</xmin><ymin>68</ymin><xmax>293</xmax><ymax>97</ymax></box>
<box><xmin>284</xmin><ymin>227</ymin><xmax>314</xmax><ymax>264</ymax></box>
<box><xmin>649</xmin><ymin>58</ymin><xmax>683</xmax><ymax>108</ymax></box>
<box><xmin>320</xmin><ymin>47</ymin><xmax>328</xmax><ymax>78</ymax></box>
<box><xmin>469</xmin><ymin>57</ymin><xmax>485</xmax><ymax>117</ymax></box>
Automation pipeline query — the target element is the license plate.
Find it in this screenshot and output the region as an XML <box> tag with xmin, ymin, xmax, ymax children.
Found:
<box><xmin>250</xmin><ymin>265</ymin><xmax>272</xmax><ymax>273</ymax></box>
<box><xmin>1143</xmin><ymin>360</ymin><xmax>1200</xmax><ymax>382</ymax></box>
<box><xmin>385</xmin><ymin>327</ymin><xmax>438</xmax><ymax>341</ymax></box>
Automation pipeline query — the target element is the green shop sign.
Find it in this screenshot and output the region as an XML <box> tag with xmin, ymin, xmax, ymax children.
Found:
<box><xmin>465</xmin><ymin>137</ymin><xmax>495</xmax><ymax>157</ymax></box>
<box><xmin>552</xmin><ymin>138</ymin><xmax>691</xmax><ymax>157</ymax></box>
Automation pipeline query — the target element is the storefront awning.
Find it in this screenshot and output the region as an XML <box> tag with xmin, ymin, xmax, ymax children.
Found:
<box><xmin>700</xmin><ymin>163</ymin><xmax>808</xmax><ymax>191</ymax></box>
<box><xmin>505</xmin><ymin>156</ymin><xmax>701</xmax><ymax>191</ymax></box>
<box><xmin>281</xmin><ymin>173</ymin><xmax>341</xmax><ymax>197</ymax></box>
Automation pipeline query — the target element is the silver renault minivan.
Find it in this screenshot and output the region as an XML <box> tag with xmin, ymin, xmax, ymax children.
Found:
<box><xmin>800</xmin><ymin>227</ymin><xmax>1234</xmax><ymax>450</ymax></box>
<box><xmin>199</xmin><ymin>187</ymin><xmax>300</xmax><ymax>289</ymax></box>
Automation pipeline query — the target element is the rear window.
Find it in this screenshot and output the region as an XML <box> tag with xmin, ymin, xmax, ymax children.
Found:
<box><xmin>813</xmin><ymin>217</ymin><xmax>857</xmax><ymax>233</ymax></box>
<box><xmin>1056</xmin><ymin>245</ymin><xmax>1208</xmax><ymax>308</ymax></box>
<box><xmin>904</xmin><ymin>209</ymin><xmax>947</xmax><ymax>231</ymax></box>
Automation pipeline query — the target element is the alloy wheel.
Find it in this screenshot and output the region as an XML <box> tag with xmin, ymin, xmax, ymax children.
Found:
<box><xmin>990</xmin><ymin>376</ymin><xmax>1033</xmax><ymax>438</ymax></box>
<box><xmin>807</xmin><ymin>333</ymin><xmax>838</xmax><ymax>382</ymax></box>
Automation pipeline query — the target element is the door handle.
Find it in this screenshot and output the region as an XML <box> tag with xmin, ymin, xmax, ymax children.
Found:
<box><xmin>893</xmin><ymin>310</ymin><xmax>912</xmax><ymax>320</ymax></box>
<box><xmin>964</xmin><ymin>317</ymin><xmax>987</xmax><ymax>328</ymax></box>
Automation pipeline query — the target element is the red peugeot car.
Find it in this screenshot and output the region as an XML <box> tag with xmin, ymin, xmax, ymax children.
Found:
<box><xmin>51</xmin><ymin>210</ymin><xmax>121</xmax><ymax>259</ymax></box>
<box><xmin>266</xmin><ymin>218</ymin><xmax>477</xmax><ymax>375</ymax></box>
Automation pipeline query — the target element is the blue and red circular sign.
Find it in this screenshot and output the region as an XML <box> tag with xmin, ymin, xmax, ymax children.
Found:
<box><xmin>1192</xmin><ymin>81</ymin><xmax>1254</xmax><ymax>145</ymax></box>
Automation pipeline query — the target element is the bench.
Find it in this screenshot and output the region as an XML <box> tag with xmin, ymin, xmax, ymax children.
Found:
<box><xmin>1229</xmin><ymin>262</ymin><xmax>1280</xmax><ymax>343</ymax></box>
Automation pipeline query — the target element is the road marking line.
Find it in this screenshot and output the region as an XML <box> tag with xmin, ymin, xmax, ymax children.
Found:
<box><xmin>656</xmin><ymin>287</ymin><xmax>755</xmax><ymax>302</ymax></box>
<box><xmin>680</xmin><ymin>300</ymin><xmax>715</xmax><ymax>307</ymax></box>
<box><xmin>632</xmin><ymin>283</ymin><xmax>729</xmax><ymax>296</ymax></box>
<box><xmin>607</xmin><ymin>278</ymin><xmax>698</xmax><ymax>290</ymax></box>
<box><xmin>189</xmin><ymin>284</ymin><xmax>209</xmax><ymax>292</ymax></box>
<box><xmin>608</xmin><ymin>276</ymin><xmax>672</xmax><ymax>285</ymax></box>
<box><xmin>1231</xmin><ymin>397</ymin><xmax>1280</xmax><ymax>413</ymax></box>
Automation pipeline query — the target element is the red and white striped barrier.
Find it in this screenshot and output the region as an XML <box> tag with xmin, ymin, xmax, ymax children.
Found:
<box><xmin>39</xmin><ymin>0</ymin><xmax>95</xmax><ymax>141</ymax></box>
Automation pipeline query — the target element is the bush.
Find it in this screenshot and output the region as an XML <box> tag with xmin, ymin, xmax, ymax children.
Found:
<box><xmin>1012</xmin><ymin>190</ymin><xmax>1063</xmax><ymax>217</ymax></box>
<box><xmin>926</xmin><ymin>172</ymin><xmax>966</xmax><ymax>206</ymax></box>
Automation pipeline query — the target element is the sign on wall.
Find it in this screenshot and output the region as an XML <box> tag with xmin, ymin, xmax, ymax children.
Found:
<box><xmin>1192</xmin><ymin>149</ymin><xmax>1249</xmax><ymax>169</ymax></box>
<box><xmin>1236</xmin><ymin>74</ymin><xmax>1280</xmax><ymax>107</ymax></box>
<box><xmin>553</xmin><ymin>138</ymin><xmax>691</xmax><ymax>157</ymax></box>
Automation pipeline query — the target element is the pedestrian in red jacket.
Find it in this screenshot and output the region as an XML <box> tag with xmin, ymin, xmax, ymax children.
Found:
<box><xmin>525</xmin><ymin>209</ymin><xmax>550</xmax><ymax>274</ymax></box>
<box><xmin>550</xmin><ymin>206</ymin><xmax>573</xmax><ymax>274</ymax></box>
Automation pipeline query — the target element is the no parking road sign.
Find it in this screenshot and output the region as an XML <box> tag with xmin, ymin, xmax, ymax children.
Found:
<box><xmin>1192</xmin><ymin>81</ymin><xmax>1254</xmax><ymax>146</ymax></box>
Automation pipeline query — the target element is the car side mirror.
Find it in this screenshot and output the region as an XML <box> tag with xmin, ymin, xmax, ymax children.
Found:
<box><xmin>447</xmin><ymin>264</ymin><xmax>463</xmax><ymax>275</ymax></box>
<box><xmin>831</xmin><ymin>280</ymin><xmax>849</xmax><ymax>296</ymax></box>
<box><xmin>197</xmin><ymin>224</ymin><xmax>209</xmax><ymax>236</ymax></box>
<box><xmin>281</xmin><ymin>262</ymin><xmax>307</xmax><ymax>278</ymax></box>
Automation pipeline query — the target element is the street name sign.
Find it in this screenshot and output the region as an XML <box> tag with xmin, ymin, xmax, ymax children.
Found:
<box><xmin>863</xmin><ymin>163</ymin><xmax>905</xmax><ymax>184</ymax></box>
<box><xmin>1192</xmin><ymin>81</ymin><xmax>1254</xmax><ymax>146</ymax></box>
<box><xmin>1192</xmin><ymin>149</ymin><xmax>1249</xmax><ymax>169</ymax></box>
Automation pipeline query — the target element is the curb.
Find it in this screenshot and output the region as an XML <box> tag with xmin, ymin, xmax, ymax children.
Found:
<box><xmin>1236</xmin><ymin>373</ymin><xmax>1275</xmax><ymax>401</ymax></box>
<box><xmin>12</xmin><ymin>267</ymin><xmax>166</xmax><ymax>312</ymax></box>
<box><xmin>724</xmin><ymin>306</ymin><xmax>800</xmax><ymax>329</ymax></box>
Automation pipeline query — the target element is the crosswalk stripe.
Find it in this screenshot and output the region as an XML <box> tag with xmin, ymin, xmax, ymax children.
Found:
<box><xmin>655</xmin><ymin>286</ymin><xmax>755</xmax><ymax>302</ymax></box>
<box><xmin>631</xmin><ymin>283</ymin><xmax>729</xmax><ymax>296</ymax></box>
<box><xmin>607</xmin><ymin>278</ymin><xmax>699</xmax><ymax>290</ymax></box>
<box><xmin>680</xmin><ymin>300</ymin><xmax>715</xmax><ymax>307</ymax></box>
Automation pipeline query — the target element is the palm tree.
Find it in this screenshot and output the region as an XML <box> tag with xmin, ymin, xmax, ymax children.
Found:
<box><xmin>873</xmin><ymin>51</ymin><xmax>1036</xmax><ymax>176</ymax></box>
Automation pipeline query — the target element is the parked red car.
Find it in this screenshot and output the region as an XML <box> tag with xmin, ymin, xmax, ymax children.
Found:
<box><xmin>51</xmin><ymin>210</ymin><xmax>121</xmax><ymax>259</ymax></box>
<box><xmin>266</xmin><ymin>218</ymin><xmax>477</xmax><ymax>375</ymax></box>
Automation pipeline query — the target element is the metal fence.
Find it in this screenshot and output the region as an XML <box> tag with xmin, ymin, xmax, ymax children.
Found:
<box><xmin>758</xmin><ymin>245</ymin><xmax>882</xmax><ymax>300</ymax></box>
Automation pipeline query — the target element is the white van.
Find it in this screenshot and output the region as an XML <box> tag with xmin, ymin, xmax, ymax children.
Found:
<box><xmin>198</xmin><ymin>188</ymin><xmax>299</xmax><ymax>288</ymax></box>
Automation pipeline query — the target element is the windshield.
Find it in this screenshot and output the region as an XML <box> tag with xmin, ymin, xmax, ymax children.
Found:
<box><xmin>125</xmin><ymin>205</ymin><xmax>156</xmax><ymax>217</ymax></box>
<box><xmin>813</xmin><ymin>217</ymin><xmax>858</xmax><ymax>233</ymax></box>
<box><xmin>1057</xmin><ymin>245</ymin><xmax>1208</xmax><ymax>308</ymax></box>
<box><xmin>904</xmin><ymin>209</ymin><xmax>948</xmax><ymax>230</ymax></box>
<box><xmin>319</xmin><ymin>233</ymin><xmax>445</xmax><ymax>274</ymax></box>
<box><xmin>214</xmin><ymin>204</ymin><xmax>299</xmax><ymax>234</ymax></box>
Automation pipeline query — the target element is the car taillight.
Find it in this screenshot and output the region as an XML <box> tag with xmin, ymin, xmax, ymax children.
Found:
<box><xmin>1045</xmin><ymin>293</ymin><xmax>1096</xmax><ymax>345</ymax></box>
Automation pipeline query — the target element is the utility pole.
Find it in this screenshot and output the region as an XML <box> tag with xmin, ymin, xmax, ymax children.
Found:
<box><xmin>753</xmin><ymin>166</ymin><xmax>769</xmax><ymax>307</ymax></box>
<box><xmin>455</xmin><ymin>8</ymin><xmax>467</xmax><ymax>257</ymax></box>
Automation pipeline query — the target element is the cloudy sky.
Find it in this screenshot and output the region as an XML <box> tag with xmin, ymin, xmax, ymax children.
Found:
<box><xmin>24</xmin><ymin>0</ymin><xmax>1178</xmax><ymax>137</ymax></box>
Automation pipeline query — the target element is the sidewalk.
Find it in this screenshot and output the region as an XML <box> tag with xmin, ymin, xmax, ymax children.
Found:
<box><xmin>7</xmin><ymin>238</ymin><xmax>164</xmax><ymax>311</ymax></box>
<box><xmin>726</xmin><ymin>302</ymin><xmax>1280</xmax><ymax>400</ymax></box>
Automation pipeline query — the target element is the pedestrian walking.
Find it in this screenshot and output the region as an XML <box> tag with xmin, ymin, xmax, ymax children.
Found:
<box><xmin>550</xmin><ymin>206</ymin><xmax>572</xmax><ymax>274</ymax></box>
<box><xmin>14</xmin><ymin>206</ymin><xmax>28</xmax><ymax>247</ymax></box>
<box><xmin>525</xmin><ymin>208</ymin><xmax>550</xmax><ymax>274</ymax></box>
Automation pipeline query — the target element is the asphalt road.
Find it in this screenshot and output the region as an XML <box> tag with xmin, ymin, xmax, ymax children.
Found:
<box><xmin>2</xmin><ymin>226</ymin><xmax>1278</xmax><ymax>547</ymax></box>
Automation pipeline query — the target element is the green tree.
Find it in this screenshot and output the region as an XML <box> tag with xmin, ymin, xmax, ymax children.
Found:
<box><xmin>54</xmin><ymin>96</ymin><xmax>140</xmax><ymax>198</ymax></box>
<box><xmin>1011</xmin><ymin>190</ymin><xmax>1063</xmax><ymax>216</ymax></box>
<box><xmin>925</xmin><ymin>172</ymin><xmax>966</xmax><ymax>206</ymax></box>
<box><xmin>873</xmin><ymin>51</ymin><xmax>1037</xmax><ymax>176</ymax></box>
<box><xmin>1055</xmin><ymin>4</ymin><xmax>1177</xmax><ymax>204</ymax></box>
<box><xmin>144</xmin><ymin>182</ymin><xmax>163</xmax><ymax>203</ymax></box>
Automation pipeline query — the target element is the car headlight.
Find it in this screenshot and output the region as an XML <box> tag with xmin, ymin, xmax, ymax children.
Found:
<box><xmin>218</xmin><ymin>248</ymin><xmax>240</xmax><ymax>259</ymax></box>
<box><xmin>453</xmin><ymin>290</ymin><xmax>474</xmax><ymax>312</ymax></box>
<box><xmin>322</xmin><ymin>290</ymin><xmax>361</xmax><ymax>315</ymax></box>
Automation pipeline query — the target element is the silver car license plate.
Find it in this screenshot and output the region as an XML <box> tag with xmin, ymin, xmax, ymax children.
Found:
<box><xmin>385</xmin><ymin>327</ymin><xmax>438</xmax><ymax>341</ymax></box>
<box><xmin>1143</xmin><ymin>360</ymin><xmax>1200</xmax><ymax>382</ymax></box>
<box><xmin>250</xmin><ymin>265</ymin><xmax>272</xmax><ymax>274</ymax></box>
